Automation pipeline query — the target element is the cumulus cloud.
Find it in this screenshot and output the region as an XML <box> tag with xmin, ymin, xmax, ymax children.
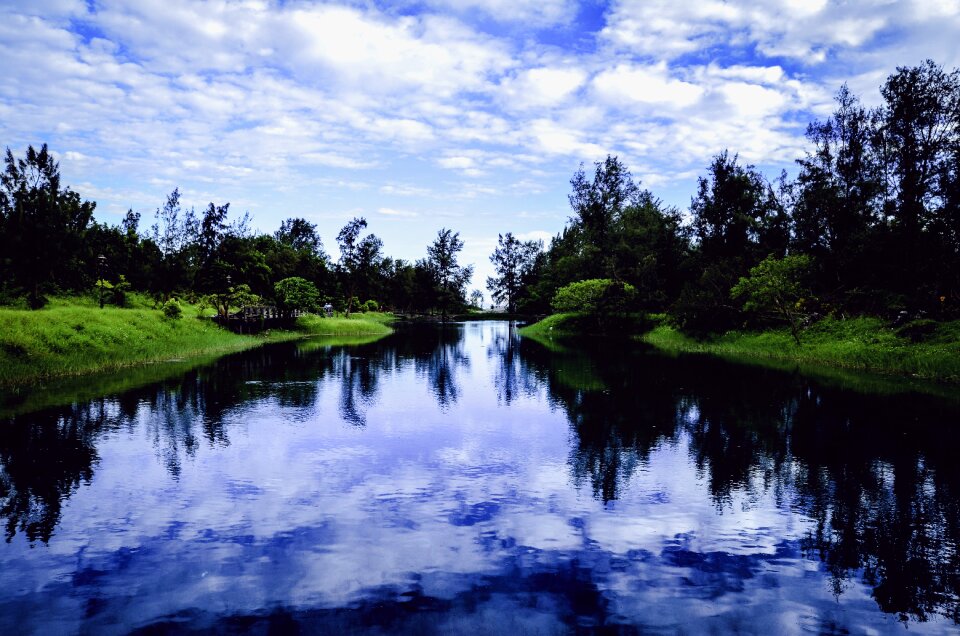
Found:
<box><xmin>592</xmin><ymin>64</ymin><xmax>704</xmax><ymax>109</ymax></box>
<box><xmin>0</xmin><ymin>0</ymin><xmax>957</xmax><ymax>259</ymax></box>
<box><xmin>416</xmin><ymin>0</ymin><xmax>577</xmax><ymax>27</ymax></box>
<box><xmin>601</xmin><ymin>0</ymin><xmax>960</xmax><ymax>72</ymax></box>
<box><xmin>500</xmin><ymin>66</ymin><xmax>587</xmax><ymax>110</ymax></box>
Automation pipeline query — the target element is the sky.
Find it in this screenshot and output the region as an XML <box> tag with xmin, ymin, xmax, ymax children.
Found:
<box><xmin>1</xmin><ymin>0</ymin><xmax>959</xmax><ymax>296</ymax></box>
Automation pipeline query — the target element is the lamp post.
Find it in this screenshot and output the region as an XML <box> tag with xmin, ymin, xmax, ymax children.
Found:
<box><xmin>97</xmin><ymin>254</ymin><xmax>107</xmax><ymax>309</ymax></box>
<box><xmin>223</xmin><ymin>274</ymin><xmax>232</xmax><ymax>319</ymax></box>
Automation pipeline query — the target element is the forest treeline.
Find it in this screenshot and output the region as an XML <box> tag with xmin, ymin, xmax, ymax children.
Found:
<box><xmin>0</xmin><ymin>148</ymin><xmax>473</xmax><ymax>316</ymax></box>
<box><xmin>497</xmin><ymin>60</ymin><xmax>960</xmax><ymax>333</ymax></box>
<box><xmin>2</xmin><ymin>60</ymin><xmax>958</xmax><ymax>333</ymax></box>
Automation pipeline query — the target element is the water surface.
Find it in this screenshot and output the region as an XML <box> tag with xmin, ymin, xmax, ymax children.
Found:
<box><xmin>1</xmin><ymin>321</ymin><xmax>959</xmax><ymax>634</ymax></box>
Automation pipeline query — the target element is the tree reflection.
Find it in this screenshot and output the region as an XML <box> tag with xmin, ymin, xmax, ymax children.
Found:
<box><xmin>487</xmin><ymin>323</ymin><xmax>541</xmax><ymax>405</ymax></box>
<box><xmin>0</xmin><ymin>341</ymin><xmax>360</xmax><ymax>542</ymax></box>
<box><xmin>0</xmin><ymin>403</ymin><xmax>100</xmax><ymax>543</ymax></box>
<box><xmin>519</xmin><ymin>335</ymin><xmax>960</xmax><ymax>623</ymax></box>
<box><xmin>417</xmin><ymin>324</ymin><xmax>469</xmax><ymax>408</ymax></box>
<box><xmin>0</xmin><ymin>325</ymin><xmax>478</xmax><ymax>544</ymax></box>
<box><xmin>4</xmin><ymin>324</ymin><xmax>960</xmax><ymax>624</ymax></box>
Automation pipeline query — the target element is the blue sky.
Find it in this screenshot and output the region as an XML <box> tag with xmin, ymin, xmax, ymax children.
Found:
<box><xmin>2</xmin><ymin>0</ymin><xmax>959</xmax><ymax>294</ymax></box>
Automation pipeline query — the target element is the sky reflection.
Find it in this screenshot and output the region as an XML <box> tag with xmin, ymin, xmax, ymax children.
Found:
<box><xmin>1</xmin><ymin>322</ymin><xmax>958</xmax><ymax>633</ymax></box>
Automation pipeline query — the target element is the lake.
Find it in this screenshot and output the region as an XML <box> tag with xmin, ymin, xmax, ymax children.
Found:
<box><xmin>1</xmin><ymin>321</ymin><xmax>959</xmax><ymax>634</ymax></box>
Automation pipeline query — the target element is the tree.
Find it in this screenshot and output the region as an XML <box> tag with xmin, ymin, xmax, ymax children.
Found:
<box><xmin>551</xmin><ymin>278</ymin><xmax>635</xmax><ymax>314</ymax></box>
<box><xmin>610</xmin><ymin>194</ymin><xmax>690</xmax><ymax>310</ymax></box>
<box><xmin>337</xmin><ymin>217</ymin><xmax>383</xmax><ymax>315</ymax></box>
<box><xmin>551</xmin><ymin>278</ymin><xmax>636</xmax><ymax>331</ymax></box>
<box><xmin>426</xmin><ymin>228</ymin><xmax>473</xmax><ymax>318</ymax></box>
<box><xmin>209</xmin><ymin>283</ymin><xmax>261</xmax><ymax>319</ymax></box>
<box><xmin>150</xmin><ymin>188</ymin><xmax>198</xmax><ymax>299</ymax></box>
<box><xmin>691</xmin><ymin>151</ymin><xmax>785</xmax><ymax>264</ymax></box>
<box><xmin>275</xmin><ymin>217</ymin><xmax>324</xmax><ymax>256</ymax></box>
<box><xmin>469</xmin><ymin>289</ymin><xmax>484</xmax><ymax>309</ymax></box>
<box><xmin>730</xmin><ymin>254</ymin><xmax>812</xmax><ymax>344</ymax></box>
<box><xmin>197</xmin><ymin>202</ymin><xmax>229</xmax><ymax>268</ymax></box>
<box><xmin>675</xmin><ymin>151</ymin><xmax>786</xmax><ymax>333</ymax></box>
<box><xmin>0</xmin><ymin>144</ymin><xmax>96</xmax><ymax>307</ymax></box>
<box><xmin>568</xmin><ymin>155</ymin><xmax>642</xmax><ymax>279</ymax></box>
<box><xmin>877</xmin><ymin>60</ymin><xmax>960</xmax><ymax>306</ymax></box>
<box><xmin>274</xmin><ymin>277</ymin><xmax>321</xmax><ymax>314</ymax></box>
<box><xmin>486</xmin><ymin>232</ymin><xmax>541</xmax><ymax>312</ymax></box>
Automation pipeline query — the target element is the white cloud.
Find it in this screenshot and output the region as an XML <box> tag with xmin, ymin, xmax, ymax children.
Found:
<box><xmin>417</xmin><ymin>0</ymin><xmax>576</xmax><ymax>27</ymax></box>
<box><xmin>301</xmin><ymin>153</ymin><xmax>378</xmax><ymax>170</ymax></box>
<box><xmin>527</xmin><ymin>119</ymin><xmax>606</xmax><ymax>157</ymax></box>
<box><xmin>500</xmin><ymin>67</ymin><xmax>587</xmax><ymax>110</ymax></box>
<box><xmin>278</xmin><ymin>7</ymin><xmax>511</xmax><ymax>97</ymax></box>
<box><xmin>600</xmin><ymin>0</ymin><xmax>894</xmax><ymax>63</ymax></box>
<box><xmin>592</xmin><ymin>64</ymin><xmax>704</xmax><ymax>109</ymax></box>
<box><xmin>515</xmin><ymin>230</ymin><xmax>552</xmax><ymax>244</ymax></box>
<box><xmin>377</xmin><ymin>207</ymin><xmax>420</xmax><ymax>218</ymax></box>
<box><xmin>717</xmin><ymin>82</ymin><xmax>788</xmax><ymax>119</ymax></box>
<box><xmin>380</xmin><ymin>184</ymin><xmax>435</xmax><ymax>197</ymax></box>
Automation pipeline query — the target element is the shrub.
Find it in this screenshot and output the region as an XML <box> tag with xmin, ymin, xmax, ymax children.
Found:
<box><xmin>113</xmin><ymin>275</ymin><xmax>131</xmax><ymax>307</ymax></box>
<box><xmin>274</xmin><ymin>277</ymin><xmax>321</xmax><ymax>313</ymax></box>
<box><xmin>551</xmin><ymin>279</ymin><xmax>635</xmax><ymax>314</ymax></box>
<box><xmin>161</xmin><ymin>298</ymin><xmax>183</xmax><ymax>319</ymax></box>
<box><xmin>362</xmin><ymin>299</ymin><xmax>379</xmax><ymax>313</ymax></box>
<box><xmin>195</xmin><ymin>296</ymin><xmax>211</xmax><ymax>318</ymax></box>
<box><xmin>730</xmin><ymin>254</ymin><xmax>813</xmax><ymax>344</ymax></box>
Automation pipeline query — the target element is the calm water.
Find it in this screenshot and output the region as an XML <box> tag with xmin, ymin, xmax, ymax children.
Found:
<box><xmin>1</xmin><ymin>321</ymin><xmax>959</xmax><ymax>634</ymax></box>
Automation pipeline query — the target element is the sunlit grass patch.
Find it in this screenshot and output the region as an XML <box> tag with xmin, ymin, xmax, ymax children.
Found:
<box><xmin>0</xmin><ymin>300</ymin><xmax>297</xmax><ymax>386</ymax></box>
<box><xmin>642</xmin><ymin>317</ymin><xmax>960</xmax><ymax>383</ymax></box>
<box><xmin>296</xmin><ymin>313</ymin><xmax>394</xmax><ymax>336</ymax></box>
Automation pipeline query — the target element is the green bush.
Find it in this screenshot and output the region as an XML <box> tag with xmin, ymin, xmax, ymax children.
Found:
<box><xmin>362</xmin><ymin>299</ymin><xmax>379</xmax><ymax>313</ymax></box>
<box><xmin>112</xmin><ymin>275</ymin><xmax>132</xmax><ymax>307</ymax></box>
<box><xmin>161</xmin><ymin>298</ymin><xmax>183</xmax><ymax>320</ymax></box>
<box><xmin>551</xmin><ymin>279</ymin><xmax>635</xmax><ymax>314</ymax></box>
<box><xmin>274</xmin><ymin>277</ymin><xmax>321</xmax><ymax>313</ymax></box>
<box><xmin>731</xmin><ymin>254</ymin><xmax>813</xmax><ymax>344</ymax></box>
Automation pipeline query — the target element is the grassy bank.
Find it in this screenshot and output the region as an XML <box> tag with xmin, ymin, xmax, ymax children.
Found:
<box><xmin>520</xmin><ymin>312</ymin><xmax>960</xmax><ymax>385</ymax></box>
<box><xmin>0</xmin><ymin>298</ymin><xmax>394</xmax><ymax>387</ymax></box>
<box><xmin>642</xmin><ymin>317</ymin><xmax>960</xmax><ymax>383</ymax></box>
<box><xmin>518</xmin><ymin>312</ymin><xmax>660</xmax><ymax>338</ymax></box>
<box><xmin>296</xmin><ymin>312</ymin><xmax>394</xmax><ymax>336</ymax></box>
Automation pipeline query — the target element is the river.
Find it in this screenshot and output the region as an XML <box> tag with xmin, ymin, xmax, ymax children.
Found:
<box><xmin>1</xmin><ymin>321</ymin><xmax>958</xmax><ymax>634</ymax></box>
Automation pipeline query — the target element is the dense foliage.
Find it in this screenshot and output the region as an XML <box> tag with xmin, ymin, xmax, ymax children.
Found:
<box><xmin>498</xmin><ymin>60</ymin><xmax>960</xmax><ymax>334</ymax></box>
<box><xmin>0</xmin><ymin>159</ymin><xmax>475</xmax><ymax>315</ymax></box>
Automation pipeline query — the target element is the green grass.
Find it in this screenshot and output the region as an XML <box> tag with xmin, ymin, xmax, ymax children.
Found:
<box><xmin>518</xmin><ymin>312</ymin><xmax>593</xmax><ymax>338</ymax></box>
<box><xmin>0</xmin><ymin>299</ymin><xmax>394</xmax><ymax>387</ymax></box>
<box><xmin>641</xmin><ymin>317</ymin><xmax>960</xmax><ymax>384</ymax></box>
<box><xmin>520</xmin><ymin>311</ymin><xmax>960</xmax><ymax>385</ymax></box>
<box><xmin>519</xmin><ymin>312</ymin><xmax>662</xmax><ymax>338</ymax></box>
<box><xmin>296</xmin><ymin>312</ymin><xmax>394</xmax><ymax>336</ymax></box>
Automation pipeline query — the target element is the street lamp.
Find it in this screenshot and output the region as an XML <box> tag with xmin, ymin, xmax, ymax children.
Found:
<box><xmin>97</xmin><ymin>254</ymin><xmax>107</xmax><ymax>309</ymax></box>
<box><xmin>221</xmin><ymin>274</ymin><xmax>232</xmax><ymax>319</ymax></box>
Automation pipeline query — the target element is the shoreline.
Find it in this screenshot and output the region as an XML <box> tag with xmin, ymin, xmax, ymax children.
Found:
<box><xmin>520</xmin><ymin>313</ymin><xmax>960</xmax><ymax>386</ymax></box>
<box><xmin>0</xmin><ymin>301</ymin><xmax>394</xmax><ymax>388</ymax></box>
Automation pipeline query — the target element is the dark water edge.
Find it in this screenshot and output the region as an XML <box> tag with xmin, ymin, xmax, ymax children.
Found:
<box><xmin>1</xmin><ymin>321</ymin><xmax>959</xmax><ymax>634</ymax></box>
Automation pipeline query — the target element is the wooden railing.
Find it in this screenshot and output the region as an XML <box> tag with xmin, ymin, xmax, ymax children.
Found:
<box><xmin>213</xmin><ymin>305</ymin><xmax>304</xmax><ymax>332</ymax></box>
